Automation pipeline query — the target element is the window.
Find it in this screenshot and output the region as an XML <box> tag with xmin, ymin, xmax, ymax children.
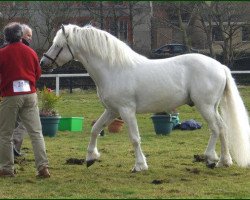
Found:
<box><xmin>158</xmin><ymin>46</ymin><xmax>171</xmax><ymax>53</ymax></box>
<box><xmin>168</xmin><ymin>10</ymin><xmax>190</xmax><ymax>23</ymax></box>
<box><xmin>106</xmin><ymin>19</ymin><xmax>128</xmax><ymax>42</ymax></box>
<box><xmin>212</xmin><ymin>26</ymin><xmax>223</xmax><ymax>41</ymax></box>
<box><xmin>172</xmin><ymin>45</ymin><xmax>186</xmax><ymax>53</ymax></box>
<box><xmin>242</xmin><ymin>25</ymin><xmax>250</xmax><ymax>41</ymax></box>
<box><xmin>118</xmin><ymin>20</ymin><xmax>128</xmax><ymax>41</ymax></box>
<box><xmin>108</xmin><ymin>20</ymin><xmax>118</xmax><ymax>37</ymax></box>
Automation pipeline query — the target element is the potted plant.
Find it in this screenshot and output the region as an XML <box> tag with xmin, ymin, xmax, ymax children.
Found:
<box><xmin>39</xmin><ymin>86</ymin><xmax>61</xmax><ymax>137</ymax></box>
<box><xmin>108</xmin><ymin>117</ymin><xmax>124</xmax><ymax>133</ymax></box>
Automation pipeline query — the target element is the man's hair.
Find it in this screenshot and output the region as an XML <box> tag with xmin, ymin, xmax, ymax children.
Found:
<box><xmin>21</xmin><ymin>24</ymin><xmax>32</xmax><ymax>35</ymax></box>
<box><xmin>3</xmin><ymin>22</ymin><xmax>23</xmax><ymax>43</ymax></box>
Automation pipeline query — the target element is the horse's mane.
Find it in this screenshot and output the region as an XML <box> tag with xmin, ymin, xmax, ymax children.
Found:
<box><xmin>54</xmin><ymin>24</ymin><xmax>148</xmax><ymax>68</ymax></box>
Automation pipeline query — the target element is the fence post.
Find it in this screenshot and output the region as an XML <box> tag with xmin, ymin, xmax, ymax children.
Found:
<box><xmin>56</xmin><ymin>75</ymin><xmax>60</xmax><ymax>96</ymax></box>
<box><xmin>69</xmin><ymin>77</ymin><xmax>73</xmax><ymax>93</ymax></box>
<box><xmin>40</xmin><ymin>74</ymin><xmax>90</xmax><ymax>94</ymax></box>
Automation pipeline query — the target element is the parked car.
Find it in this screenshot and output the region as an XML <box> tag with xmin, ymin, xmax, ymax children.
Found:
<box><xmin>150</xmin><ymin>43</ymin><xmax>199</xmax><ymax>59</ymax></box>
<box><xmin>229</xmin><ymin>56</ymin><xmax>250</xmax><ymax>70</ymax></box>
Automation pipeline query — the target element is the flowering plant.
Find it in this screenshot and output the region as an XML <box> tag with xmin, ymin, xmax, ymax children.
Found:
<box><xmin>39</xmin><ymin>86</ymin><xmax>61</xmax><ymax>117</ymax></box>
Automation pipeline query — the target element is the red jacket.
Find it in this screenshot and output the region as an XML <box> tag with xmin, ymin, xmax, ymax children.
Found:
<box><xmin>0</xmin><ymin>42</ymin><xmax>41</xmax><ymax>96</ymax></box>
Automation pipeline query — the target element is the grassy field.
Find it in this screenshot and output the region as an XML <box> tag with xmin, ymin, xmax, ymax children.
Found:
<box><xmin>1</xmin><ymin>86</ymin><xmax>250</xmax><ymax>199</ymax></box>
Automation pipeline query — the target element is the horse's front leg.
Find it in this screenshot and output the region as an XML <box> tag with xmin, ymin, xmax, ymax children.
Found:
<box><xmin>120</xmin><ymin>108</ymin><xmax>148</xmax><ymax>172</ymax></box>
<box><xmin>86</xmin><ymin>109</ymin><xmax>117</xmax><ymax>167</ymax></box>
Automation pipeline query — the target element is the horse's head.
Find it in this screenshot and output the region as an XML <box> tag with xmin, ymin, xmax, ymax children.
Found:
<box><xmin>40</xmin><ymin>25</ymin><xmax>74</xmax><ymax>72</ymax></box>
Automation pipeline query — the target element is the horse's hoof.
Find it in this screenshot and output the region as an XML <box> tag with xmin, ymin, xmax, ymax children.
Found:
<box><xmin>131</xmin><ymin>164</ymin><xmax>148</xmax><ymax>173</ymax></box>
<box><xmin>216</xmin><ymin>159</ymin><xmax>232</xmax><ymax>168</ymax></box>
<box><xmin>86</xmin><ymin>159</ymin><xmax>96</xmax><ymax>168</ymax></box>
<box><xmin>131</xmin><ymin>168</ymin><xmax>138</xmax><ymax>173</ymax></box>
<box><xmin>206</xmin><ymin>161</ymin><xmax>216</xmax><ymax>169</ymax></box>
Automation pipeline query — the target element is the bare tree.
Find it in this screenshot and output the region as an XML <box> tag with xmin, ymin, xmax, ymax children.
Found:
<box><xmin>84</xmin><ymin>2</ymin><xmax>127</xmax><ymax>38</ymax></box>
<box><xmin>126</xmin><ymin>1</ymin><xmax>151</xmax><ymax>49</ymax></box>
<box><xmin>0</xmin><ymin>2</ymin><xmax>29</xmax><ymax>39</ymax></box>
<box><xmin>27</xmin><ymin>1</ymin><xmax>81</xmax><ymax>56</ymax></box>
<box><xmin>152</xmin><ymin>2</ymin><xmax>196</xmax><ymax>51</ymax></box>
<box><xmin>84</xmin><ymin>1</ymin><xmax>149</xmax><ymax>49</ymax></box>
<box><xmin>152</xmin><ymin>1</ymin><xmax>250</xmax><ymax>65</ymax></box>
<box><xmin>194</xmin><ymin>1</ymin><xmax>250</xmax><ymax>65</ymax></box>
<box><xmin>193</xmin><ymin>2</ymin><xmax>216</xmax><ymax>58</ymax></box>
<box><xmin>0</xmin><ymin>2</ymin><xmax>19</xmax><ymax>22</ymax></box>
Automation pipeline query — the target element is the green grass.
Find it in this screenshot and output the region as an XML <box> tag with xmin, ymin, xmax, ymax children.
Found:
<box><xmin>1</xmin><ymin>87</ymin><xmax>250</xmax><ymax>198</ymax></box>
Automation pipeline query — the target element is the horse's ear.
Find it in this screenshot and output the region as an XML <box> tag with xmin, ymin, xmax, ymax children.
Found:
<box><xmin>61</xmin><ymin>24</ymin><xmax>65</xmax><ymax>34</ymax></box>
<box><xmin>61</xmin><ymin>24</ymin><xmax>69</xmax><ymax>39</ymax></box>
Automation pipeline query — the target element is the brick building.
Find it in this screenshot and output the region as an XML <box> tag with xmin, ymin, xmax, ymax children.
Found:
<box><xmin>1</xmin><ymin>1</ymin><xmax>250</xmax><ymax>60</ymax></box>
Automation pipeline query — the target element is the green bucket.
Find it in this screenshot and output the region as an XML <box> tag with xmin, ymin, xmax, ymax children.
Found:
<box><xmin>59</xmin><ymin>117</ymin><xmax>84</xmax><ymax>132</ymax></box>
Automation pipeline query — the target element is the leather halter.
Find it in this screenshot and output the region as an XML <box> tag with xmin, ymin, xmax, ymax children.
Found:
<box><xmin>43</xmin><ymin>25</ymin><xmax>74</xmax><ymax>66</ymax></box>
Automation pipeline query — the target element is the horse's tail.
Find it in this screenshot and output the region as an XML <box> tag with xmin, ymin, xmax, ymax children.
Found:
<box><xmin>220</xmin><ymin>66</ymin><xmax>250</xmax><ymax>167</ymax></box>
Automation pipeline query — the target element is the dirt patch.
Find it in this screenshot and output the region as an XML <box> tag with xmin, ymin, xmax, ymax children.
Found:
<box><xmin>151</xmin><ymin>179</ymin><xmax>164</xmax><ymax>185</ymax></box>
<box><xmin>66</xmin><ymin>158</ymin><xmax>85</xmax><ymax>165</ymax></box>
<box><xmin>231</xmin><ymin>173</ymin><xmax>241</xmax><ymax>176</ymax></box>
<box><xmin>193</xmin><ymin>154</ymin><xmax>206</xmax><ymax>162</ymax></box>
<box><xmin>185</xmin><ymin>167</ymin><xmax>200</xmax><ymax>174</ymax></box>
<box><xmin>193</xmin><ymin>154</ymin><xmax>216</xmax><ymax>169</ymax></box>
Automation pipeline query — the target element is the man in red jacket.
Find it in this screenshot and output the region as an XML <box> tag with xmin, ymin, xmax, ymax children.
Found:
<box><xmin>0</xmin><ymin>22</ymin><xmax>50</xmax><ymax>178</ymax></box>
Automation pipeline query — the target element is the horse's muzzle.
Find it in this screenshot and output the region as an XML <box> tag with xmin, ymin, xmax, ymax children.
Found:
<box><xmin>40</xmin><ymin>58</ymin><xmax>55</xmax><ymax>73</ymax></box>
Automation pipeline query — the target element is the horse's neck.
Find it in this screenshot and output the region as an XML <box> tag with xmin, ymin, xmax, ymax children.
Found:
<box><xmin>77</xmin><ymin>54</ymin><xmax>111</xmax><ymax>87</ymax></box>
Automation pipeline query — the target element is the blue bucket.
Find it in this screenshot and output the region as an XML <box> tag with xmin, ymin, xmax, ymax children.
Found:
<box><xmin>151</xmin><ymin>114</ymin><xmax>174</xmax><ymax>135</ymax></box>
<box><xmin>40</xmin><ymin>116</ymin><xmax>61</xmax><ymax>137</ymax></box>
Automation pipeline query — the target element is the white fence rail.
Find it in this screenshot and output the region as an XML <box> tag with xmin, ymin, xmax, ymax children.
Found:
<box><xmin>231</xmin><ymin>71</ymin><xmax>250</xmax><ymax>74</ymax></box>
<box><xmin>41</xmin><ymin>73</ymin><xmax>90</xmax><ymax>96</ymax></box>
<box><xmin>41</xmin><ymin>71</ymin><xmax>250</xmax><ymax>96</ymax></box>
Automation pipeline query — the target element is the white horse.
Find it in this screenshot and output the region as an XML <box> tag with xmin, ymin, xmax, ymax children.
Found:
<box><xmin>40</xmin><ymin>24</ymin><xmax>250</xmax><ymax>171</ymax></box>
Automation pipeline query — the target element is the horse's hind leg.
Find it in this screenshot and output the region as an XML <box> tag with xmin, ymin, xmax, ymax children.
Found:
<box><xmin>196</xmin><ymin>104</ymin><xmax>232</xmax><ymax>167</ymax></box>
<box><xmin>86</xmin><ymin>109</ymin><xmax>117</xmax><ymax>167</ymax></box>
<box><xmin>119</xmin><ymin>108</ymin><xmax>148</xmax><ymax>172</ymax></box>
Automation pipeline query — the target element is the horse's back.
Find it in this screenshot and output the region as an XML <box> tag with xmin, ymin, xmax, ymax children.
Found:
<box><xmin>133</xmin><ymin>53</ymin><xmax>227</xmax><ymax>113</ymax></box>
<box><xmin>139</xmin><ymin>53</ymin><xmax>226</xmax><ymax>89</ymax></box>
<box><xmin>159</xmin><ymin>53</ymin><xmax>224</xmax><ymax>71</ymax></box>
<box><xmin>147</xmin><ymin>53</ymin><xmax>227</xmax><ymax>84</ymax></box>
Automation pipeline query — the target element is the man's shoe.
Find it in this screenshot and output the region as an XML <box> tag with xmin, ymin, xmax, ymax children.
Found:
<box><xmin>0</xmin><ymin>169</ymin><xmax>15</xmax><ymax>177</ymax></box>
<box><xmin>36</xmin><ymin>167</ymin><xmax>50</xmax><ymax>178</ymax></box>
